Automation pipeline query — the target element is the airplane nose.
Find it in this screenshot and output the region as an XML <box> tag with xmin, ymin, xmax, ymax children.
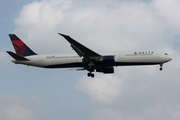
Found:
<box><xmin>167</xmin><ymin>56</ymin><xmax>172</xmax><ymax>61</ymax></box>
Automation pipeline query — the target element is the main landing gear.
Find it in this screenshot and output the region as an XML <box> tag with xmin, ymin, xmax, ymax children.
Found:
<box><xmin>87</xmin><ymin>72</ymin><xmax>94</xmax><ymax>78</ymax></box>
<box><xmin>159</xmin><ymin>64</ymin><xmax>163</xmax><ymax>71</ymax></box>
<box><xmin>87</xmin><ymin>65</ymin><xmax>95</xmax><ymax>78</ymax></box>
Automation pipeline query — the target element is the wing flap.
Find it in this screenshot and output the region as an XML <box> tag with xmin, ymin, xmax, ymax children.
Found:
<box><xmin>71</xmin><ymin>44</ymin><xmax>84</xmax><ymax>57</ymax></box>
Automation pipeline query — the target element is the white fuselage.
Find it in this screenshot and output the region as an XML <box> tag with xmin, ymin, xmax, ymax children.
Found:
<box><xmin>12</xmin><ymin>51</ymin><xmax>172</xmax><ymax>68</ymax></box>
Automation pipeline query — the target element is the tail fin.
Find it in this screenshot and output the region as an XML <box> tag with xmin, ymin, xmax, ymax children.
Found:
<box><xmin>9</xmin><ymin>34</ymin><xmax>37</xmax><ymax>56</ymax></box>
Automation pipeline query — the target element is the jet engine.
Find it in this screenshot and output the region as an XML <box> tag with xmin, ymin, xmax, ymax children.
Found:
<box><xmin>100</xmin><ymin>55</ymin><xmax>115</xmax><ymax>65</ymax></box>
<box><xmin>96</xmin><ymin>66</ymin><xmax>114</xmax><ymax>74</ymax></box>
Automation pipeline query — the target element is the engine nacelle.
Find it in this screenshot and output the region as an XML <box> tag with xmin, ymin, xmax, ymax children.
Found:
<box><xmin>100</xmin><ymin>55</ymin><xmax>115</xmax><ymax>65</ymax></box>
<box><xmin>96</xmin><ymin>66</ymin><xmax>114</xmax><ymax>74</ymax></box>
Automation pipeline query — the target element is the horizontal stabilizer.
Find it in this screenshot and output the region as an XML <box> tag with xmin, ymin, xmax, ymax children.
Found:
<box><xmin>6</xmin><ymin>51</ymin><xmax>30</xmax><ymax>61</ymax></box>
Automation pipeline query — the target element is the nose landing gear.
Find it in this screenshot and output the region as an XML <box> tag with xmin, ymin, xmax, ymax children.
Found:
<box><xmin>159</xmin><ymin>64</ymin><xmax>163</xmax><ymax>71</ymax></box>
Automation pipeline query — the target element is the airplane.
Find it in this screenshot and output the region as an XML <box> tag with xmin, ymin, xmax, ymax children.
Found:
<box><xmin>7</xmin><ymin>33</ymin><xmax>172</xmax><ymax>78</ymax></box>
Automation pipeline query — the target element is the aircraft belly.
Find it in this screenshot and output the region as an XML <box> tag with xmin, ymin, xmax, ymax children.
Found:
<box><xmin>44</xmin><ymin>62</ymin><xmax>84</xmax><ymax>68</ymax></box>
<box><xmin>15</xmin><ymin>53</ymin><xmax>169</xmax><ymax>68</ymax></box>
<box><xmin>114</xmin><ymin>62</ymin><xmax>160</xmax><ymax>66</ymax></box>
<box><xmin>24</xmin><ymin>56</ymin><xmax>83</xmax><ymax>68</ymax></box>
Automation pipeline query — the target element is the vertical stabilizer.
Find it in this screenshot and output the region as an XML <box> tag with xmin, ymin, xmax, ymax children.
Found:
<box><xmin>9</xmin><ymin>34</ymin><xmax>37</xmax><ymax>56</ymax></box>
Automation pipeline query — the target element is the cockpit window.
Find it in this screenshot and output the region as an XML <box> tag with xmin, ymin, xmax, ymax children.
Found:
<box><xmin>164</xmin><ymin>53</ymin><xmax>168</xmax><ymax>55</ymax></box>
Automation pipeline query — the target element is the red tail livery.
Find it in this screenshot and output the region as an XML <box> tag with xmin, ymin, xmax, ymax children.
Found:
<box><xmin>9</xmin><ymin>34</ymin><xmax>37</xmax><ymax>56</ymax></box>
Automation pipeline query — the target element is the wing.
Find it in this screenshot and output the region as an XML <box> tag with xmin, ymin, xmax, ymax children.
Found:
<box><xmin>58</xmin><ymin>33</ymin><xmax>101</xmax><ymax>58</ymax></box>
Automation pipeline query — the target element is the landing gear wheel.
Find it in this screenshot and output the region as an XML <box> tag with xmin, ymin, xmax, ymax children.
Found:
<box><xmin>159</xmin><ymin>64</ymin><xmax>163</xmax><ymax>71</ymax></box>
<box><xmin>87</xmin><ymin>73</ymin><xmax>95</xmax><ymax>78</ymax></box>
<box><xmin>91</xmin><ymin>73</ymin><xmax>94</xmax><ymax>78</ymax></box>
<box><xmin>87</xmin><ymin>73</ymin><xmax>91</xmax><ymax>77</ymax></box>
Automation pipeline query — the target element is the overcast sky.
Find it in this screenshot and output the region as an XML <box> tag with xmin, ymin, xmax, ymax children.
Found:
<box><xmin>0</xmin><ymin>0</ymin><xmax>180</xmax><ymax>120</ymax></box>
